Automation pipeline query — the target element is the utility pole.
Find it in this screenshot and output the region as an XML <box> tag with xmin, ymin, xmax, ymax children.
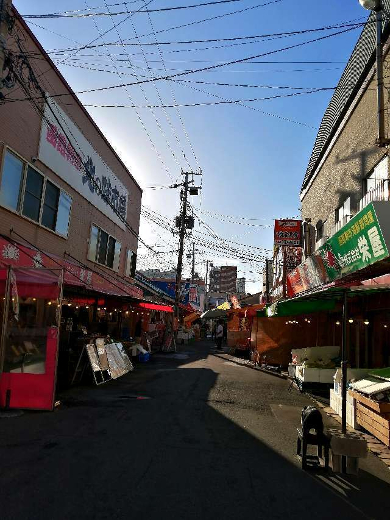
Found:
<box><xmin>0</xmin><ymin>0</ymin><xmax>12</xmax><ymax>81</ymax></box>
<box><xmin>265</xmin><ymin>259</ymin><xmax>270</xmax><ymax>304</ymax></box>
<box><xmin>191</xmin><ymin>242</ymin><xmax>195</xmax><ymax>283</ymax></box>
<box><xmin>174</xmin><ymin>170</ymin><xmax>202</xmax><ymax>335</ymax></box>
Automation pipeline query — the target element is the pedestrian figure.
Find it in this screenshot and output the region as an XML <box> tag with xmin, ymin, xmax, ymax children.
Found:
<box><xmin>216</xmin><ymin>320</ymin><xmax>224</xmax><ymax>351</ymax></box>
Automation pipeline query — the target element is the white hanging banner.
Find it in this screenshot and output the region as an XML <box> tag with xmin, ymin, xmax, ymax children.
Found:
<box><xmin>38</xmin><ymin>97</ymin><xmax>128</xmax><ymax>230</ymax></box>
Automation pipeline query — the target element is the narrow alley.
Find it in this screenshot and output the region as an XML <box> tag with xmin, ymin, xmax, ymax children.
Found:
<box><xmin>1</xmin><ymin>341</ymin><xmax>389</xmax><ymax>520</ymax></box>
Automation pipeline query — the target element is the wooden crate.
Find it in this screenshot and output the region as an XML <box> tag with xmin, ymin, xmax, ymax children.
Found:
<box><xmin>349</xmin><ymin>391</ymin><xmax>390</xmax><ymax>414</ymax></box>
<box><xmin>356</xmin><ymin>402</ymin><xmax>390</xmax><ymax>447</ymax></box>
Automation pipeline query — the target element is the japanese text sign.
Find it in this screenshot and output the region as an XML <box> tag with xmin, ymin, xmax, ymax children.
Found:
<box><xmin>274</xmin><ymin>220</ymin><xmax>302</xmax><ymax>247</ymax></box>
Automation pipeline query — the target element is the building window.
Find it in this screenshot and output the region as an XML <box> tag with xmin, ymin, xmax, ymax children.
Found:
<box><xmin>335</xmin><ymin>197</ymin><xmax>351</xmax><ymax>224</ymax></box>
<box><xmin>364</xmin><ymin>156</ymin><xmax>388</xmax><ymax>194</ymax></box>
<box><xmin>88</xmin><ymin>225</ymin><xmax>121</xmax><ymax>270</ymax></box>
<box><xmin>42</xmin><ymin>180</ymin><xmax>59</xmax><ymax>230</ymax></box>
<box><xmin>0</xmin><ymin>150</ymin><xmax>24</xmax><ymax>211</ymax></box>
<box><xmin>316</xmin><ymin>221</ymin><xmax>324</xmax><ymax>241</ymax></box>
<box><xmin>125</xmin><ymin>249</ymin><xmax>137</xmax><ymax>278</ymax></box>
<box><xmin>0</xmin><ymin>148</ymin><xmax>72</xmax><ymax>237</ymax></box>
<box><xmin>22</xmin><ymin>167</ymin><xmax>44</xmax><ymax>222</ymax></box>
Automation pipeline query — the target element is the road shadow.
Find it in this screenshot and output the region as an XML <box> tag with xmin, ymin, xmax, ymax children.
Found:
<box><xmin>0</xmin><ymin>340</ymin><xmax>389</xmax><ymax>519</ymax></box>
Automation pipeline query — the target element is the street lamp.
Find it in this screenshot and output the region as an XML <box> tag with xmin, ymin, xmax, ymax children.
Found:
<box><xmin>359</xmin><ymin>0</ymin><xmax>381</xmax><ymax>10</ymax></box>
<box><xmin>359</xmin><ymin>0</ymin><xmax>390</xmax><ymax>145</ymax></box>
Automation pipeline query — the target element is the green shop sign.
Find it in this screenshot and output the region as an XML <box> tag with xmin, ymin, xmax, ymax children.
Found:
<box><xmin>286</xmin><ymin>202</ymin><xmax>390</xmax><ymax>297</ymax></box>
<box><xmin>318</xmin><ymin>203</ymin><xmax>388</xmax><ymax>280</ymax></box>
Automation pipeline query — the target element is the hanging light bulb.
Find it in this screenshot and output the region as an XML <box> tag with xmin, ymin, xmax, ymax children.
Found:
<box><xmin>336</xmin><ymin>321</ymin><xmax>341</xmax><ymax>326</ymax></box>
<box><xmin>47</xmin><ymin>301</ymin><xmax>52</xmax><ymax>306</ymax></box>
<box><xmin>348</xmin><ymin>319</ymin><xmax>354</xmax><ymax>324</ymax></box>
<box><xmin>86</xmin><ymin>305</ymin><xmax>89</xmax><ymax>309</ymax></box>
<box><xmin>68</xmin><ymin>303</ymin><xmax>72</xmax><ymax>307</ymax></box>
<box><xmin>384</xmin><ymin>324</ymin><xmax>388</xmax><ymax>328</ymax></box>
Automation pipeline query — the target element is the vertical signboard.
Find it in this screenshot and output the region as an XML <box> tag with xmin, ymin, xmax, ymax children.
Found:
<box><xmin>272</xmin><ymin>220</ymin><xmax>303</xmax><ymax>301</ymax></box>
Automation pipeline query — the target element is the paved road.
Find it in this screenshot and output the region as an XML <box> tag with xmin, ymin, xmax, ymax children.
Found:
<box><xmin>1</xmin><ymin>341</ymin><xmax>390</xmax><ymax>519</ymax></box>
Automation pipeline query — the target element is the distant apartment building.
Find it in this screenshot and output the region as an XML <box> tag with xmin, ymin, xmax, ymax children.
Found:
<box><xmin>209</xmin><ymin>265</ymin><xmax>237</xmax><ymax>294</ymax></box>
<box><xmin>236</xmin><ymin>277</ymin><xmax>246</xmax><ymax>294</ymax></box>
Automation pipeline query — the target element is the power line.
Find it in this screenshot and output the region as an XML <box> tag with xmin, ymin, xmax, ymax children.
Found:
<box><xmin>55</xmin><ymin>25</ymin><xmax>364</xmax><ymax>93</ymax></box>
<box><xmin>34</xmin><ymin>19</ymin><xmax>367</xmax><ymax>54</ymax></box>
<box><xmin>5</xmin><ymin>24</ymin><xmax>361</xmax><ymax>103</ymax></box>
<box><xmin>23</xmin><ymin>0</ymin><xmax>246</xmax><ymax>19</ymax></box>
<box><xmin>10</xmin><ymin>33</ymin><xmax>157</xmax><ymax>255</ymax></box>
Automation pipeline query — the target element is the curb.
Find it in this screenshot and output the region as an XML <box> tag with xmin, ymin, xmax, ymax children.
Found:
<box><xmin>211</xmin><ymin>351</ymin><xmax>288</xmax><ymax>379</ymax></box>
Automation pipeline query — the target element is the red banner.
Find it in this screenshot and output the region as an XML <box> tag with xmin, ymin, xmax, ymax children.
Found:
<box><xmin>274</xmin><ymin>220</ymin><xmax>302</xmax><ymax>247</ymax></box>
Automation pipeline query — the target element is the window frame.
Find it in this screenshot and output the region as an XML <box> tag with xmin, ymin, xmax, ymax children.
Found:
<box><xmin>0</xmin><ymin>147</ymin><xmax>26</xmax><ymax>212</ymax></box>
<box><xmin>88</xmin><ymin>223</ymin><xmax>121</xmax><ymax>272</ymax></box>
<box><xmin>335</xmin><ymin>197</ymin><xmax>351</xmax><ymax>224</ymax></box>
<box><xmin>363</xmin><ymin>156</ymin><xmax>389</xmax><ymax>196</ymax></box>
<box><xmin>125</xmin><ymin>249</ymin><xmax>137</xmax><ymax>278</ymax></box>
<box><xmin>0</xmin><ymin>146</ymin><xmax>72</xmax><ymax>238</ymax></box>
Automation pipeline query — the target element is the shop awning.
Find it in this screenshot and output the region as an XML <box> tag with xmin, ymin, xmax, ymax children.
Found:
<box><xmin>260</xmin><ymin>281</ymin><xmax>390</xmax><ymax>318</ymax></box>
<box><xmin>264</xmin><ymin>298</ymin><xmax>337</xmax><ymax>317</ymax></box>
<box><xmin>0</xmin><ymin>235</ymin><xmax>143</xmax><ymax>299</ymax></box>
<box><xmin>135</xmin><ymin>302</ymin><xmax>173</xmax><ymax>313</ymax></box>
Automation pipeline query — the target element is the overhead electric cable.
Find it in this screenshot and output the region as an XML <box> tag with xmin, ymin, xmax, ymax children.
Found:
<box><xmin>23</xmin><ymin>0</ymin><xmax>246</xmax><ymax>19</ymax></box>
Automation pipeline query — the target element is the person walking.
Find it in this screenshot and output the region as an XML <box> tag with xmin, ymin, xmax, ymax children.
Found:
<box><xmin>216</xmin><ymin>320</ymin><xmax>224</xmax><ymax>351</ymax></box>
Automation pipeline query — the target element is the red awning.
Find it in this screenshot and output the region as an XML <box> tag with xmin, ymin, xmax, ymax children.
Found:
<box><xmin>136</xmin><ymin>302</ymin><xmax>174</xmax><ymax>313</ymax></box>
<box><xmin>0</xmin><ymin>237</ymin><xmax>143</xmax><ymax>299</ymax></box>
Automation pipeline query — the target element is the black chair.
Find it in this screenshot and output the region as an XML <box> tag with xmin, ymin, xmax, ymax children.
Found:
<box><xmin>297</xmin><ymin>406</ymin><xmax>330</xmax><ymax>470</ymax></box>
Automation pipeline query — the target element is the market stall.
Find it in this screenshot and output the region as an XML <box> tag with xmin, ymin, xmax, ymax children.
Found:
<box><xmin>0</xmin><ymin>267</ymin><xmax>63</xmax><ymax>410</ymax></box>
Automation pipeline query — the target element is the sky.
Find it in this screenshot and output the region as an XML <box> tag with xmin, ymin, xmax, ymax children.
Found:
<box><xmin>13</xmin><ymin>0</ymin><xmax>369</xmax><ymax>293</ymax></box>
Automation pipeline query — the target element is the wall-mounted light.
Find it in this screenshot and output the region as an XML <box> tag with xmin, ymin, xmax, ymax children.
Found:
<box><xmin>86</xmin><ymin>306</ymin><xmax>89</xmax><ymax>309</ymax></box>
<box><xmin>336</xmin><ymin>321</ymin><xmax>341</xmax><ymax>326</ymax></box>
<box><xmin>47</xmin><ymin>301</ymin><xmax>52</xmax><ymax>306</ymax></box>
<box><xmin>364</xmin><ymin>320</ymin><xmax>370</xmax><ymax>325</ymax></box>
<box><xmin>68</xmin><ymin>303</ymin><xmax>72</xmax><ymax>307</ymax></box>
<box><xmin>348</xmin><ymin>319</ymin><xmax>354</xmax><ymax>324</ymax></box>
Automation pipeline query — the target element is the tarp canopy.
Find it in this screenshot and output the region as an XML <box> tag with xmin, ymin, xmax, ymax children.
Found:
<box><xmin>259</xmin><ymin>281</ymin><xmax>390</xmax><ymax>318</ymax></box>
<box><xmin>265</xmin><ymin>299</ymin><xmax>337</xmax><ymax>317</ymax></box>
<box><xmin>201</xmin><ymin>308</ymin><xmax>228</xmax><ymax>320</ymax></box>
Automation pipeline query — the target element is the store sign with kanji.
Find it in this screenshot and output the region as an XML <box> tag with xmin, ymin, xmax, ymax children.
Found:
<box><xmin>274</xmin><ymin>220</ymin><xmax>302</xmax><ymax>247</ymax></box>
<box><xmin>286</xmin><ymin>203</ymin><xmax>389</xmax><ymax>297</ymax></box>
<box><xmin>319</xmin><ymin>203</ymin><xmax>388</xmax><ymax>279</ymax></box>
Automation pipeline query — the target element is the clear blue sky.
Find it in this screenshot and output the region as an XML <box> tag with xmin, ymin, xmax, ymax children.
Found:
<box><xmin>13</xmin><ymin>0</ymin><xmax>368</xmax><ymax>292</ymax></box>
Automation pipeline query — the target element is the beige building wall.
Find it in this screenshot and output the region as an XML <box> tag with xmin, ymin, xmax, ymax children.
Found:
<box><xmin>301</xmin><ymin>50</ymin><xmax>390</xmax><ymax>240</ymax></box>
<box><xmin>0</xmin><ymin>13</ymin><xmax>142</xmax><ymax>280</ymax></box>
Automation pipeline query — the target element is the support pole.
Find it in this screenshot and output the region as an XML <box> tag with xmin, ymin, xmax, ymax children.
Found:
<box><xmin>265</xmin><ymin>259</ymin><xmax>270</xmax><ymax>304</ymax></box>
<box><xmin>174</xmin><ymin>171</ymin><xmax>189</xmax><ymax>327</ymax></box>
<box><xmin>191</xmin><ymin>242</ymin><xmax>195</xmax><ymax>283</ymax></box>
<box><xmin>375</xmin><ymin>8</ymin><xmax>387</xmax><ymax>146</ymax></box>
<box><xmin>341</xmin><ymin>290</ymin><xmax>348</xmax><ymax>435</ymax></box>
<box><xmin>341</xmin><ymin>290</ymin><xmax>349</xmax><ymax>474</ymax></box>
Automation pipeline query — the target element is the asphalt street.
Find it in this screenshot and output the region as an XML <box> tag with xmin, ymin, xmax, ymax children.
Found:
<box><xmin>1</xmin><ymin>340</ymin><xmax>390</xmax><ymax>520</ymax></box>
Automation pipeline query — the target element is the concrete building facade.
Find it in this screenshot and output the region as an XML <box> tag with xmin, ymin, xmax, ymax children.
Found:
<box><xmin>0</xmin><ymin>9</ymin><xmax>142</xmax><ymax>284</ymax></box>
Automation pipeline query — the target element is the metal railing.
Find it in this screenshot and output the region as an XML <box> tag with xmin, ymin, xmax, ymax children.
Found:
<box><xmin>358</xmin><ymin>179</ymin><xmax>390</xmax><ymax>212</ymax></box>
<box><xmin>332</xmin><ymin>215</ymin><xmax>351</xmax><ymax>236</ymax></box>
